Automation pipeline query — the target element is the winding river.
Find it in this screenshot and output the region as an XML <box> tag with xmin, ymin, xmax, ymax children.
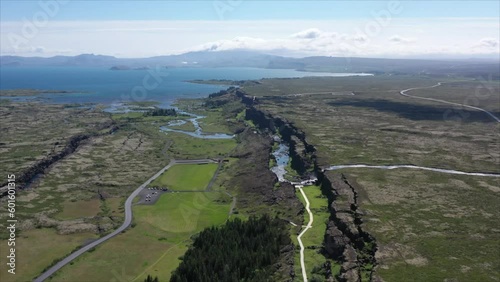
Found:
<box><xmin>160</xmin><ymin>112</ymin><xmax>234</xmax><ymax>139</ymax></box>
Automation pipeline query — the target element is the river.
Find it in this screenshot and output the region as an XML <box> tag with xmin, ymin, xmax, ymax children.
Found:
<box><xmin>160</xmin><ymin>112</ymin><xmax>234</xmax><ymax>139</ymax></box>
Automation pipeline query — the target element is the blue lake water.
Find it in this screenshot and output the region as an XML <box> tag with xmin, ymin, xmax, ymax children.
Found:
<box><xmin>0</xmin><ymin>66</ymin><xmax>370</xmax><ymax>106</ymax></box>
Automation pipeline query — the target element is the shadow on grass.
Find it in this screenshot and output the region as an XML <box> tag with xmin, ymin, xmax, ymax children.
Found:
<box><xmin>328</xmin><ymin>99</ymin><xmax>499</xmax><ymax>123</ymax></box>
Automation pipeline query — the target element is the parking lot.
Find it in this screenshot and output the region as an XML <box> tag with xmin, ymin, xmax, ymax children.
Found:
<box><xmin>136</xmin><ymin>186</ymin><xmax>168</xmax><ymax>205</ymax></box>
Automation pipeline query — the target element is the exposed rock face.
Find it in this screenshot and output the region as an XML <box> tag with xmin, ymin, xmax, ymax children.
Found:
<box><xmin>227</xmin><ymin>128</ymin><xmax>301</xmax><ymax>282</ymax></box>
<box><xmin>229</xmin><ymin>128</ymin><xmax>302</xmax><ymax>220</ymax></box>
<box><xmin>341</xmin><ymin>245</ymin><xmax>361</xmax><ymax>282</ymax></box>
<box><xmin>0</xmin><ymin>123</ymin><xmax>118</xmax><ymax>196</ymax></box>
<box><xmin>245</xmin><ymin>106</ymin><xmax>316</xmax><ymax>176</ymax></box>
<box><xmin>324</xmin><ymin>221</ymin><xmax>349</xmax><ymax>260</ymax></box>
<box><xmin>240</xmin><ymin>90</ymin><xmax>378</xmax><ymax>281</ymax></box>
<box><xmin>321</xmin><ymin>172</ymin><xmax>377</xmax><ymax>281</ymax></box>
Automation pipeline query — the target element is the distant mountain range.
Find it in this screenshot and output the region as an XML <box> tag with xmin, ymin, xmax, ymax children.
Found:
<box><xmin>1</xmin><ymin>50</ymin><xmax>499</xmax><ymax>78</ymax></box>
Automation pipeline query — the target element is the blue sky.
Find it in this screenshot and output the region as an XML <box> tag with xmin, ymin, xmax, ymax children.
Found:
<box><xmin>1</xmin><ymin>1</ymin><xmax>499</xmax><ymax>21</ymax></box>
<box><xmin>0</xmin><ymin>1</ymin><xmax>499</xmax><ymax>58</ymax></box>
<box><xmin>1</xmin><ymin>1</ymin><xmax>500</xmax><ymax>21</ymax></box>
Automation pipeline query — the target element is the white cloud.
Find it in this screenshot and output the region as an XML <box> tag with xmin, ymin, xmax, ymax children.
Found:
<box><xmin>291</xmin><ymin>28</ymin><xmax>323</xmax><ymax>39</ymax></box>
<box><xmin>479</xmin><ymin>37</ymin><xmax>498</xmax><ymax>48</ymax></box>
<box><xmin>389</xmin><ymin>35</ymin><xmax>416</xmax><ymax>44</ymax></box>
<box><xmin>0</xmin><ymin>18</ymin><xmax>498</xmax><ymax>58</ymax></box>
<box><xmin>34</xmin><ymin>46</ymin><xmax>45</xmax><ymax>53</ymax></box>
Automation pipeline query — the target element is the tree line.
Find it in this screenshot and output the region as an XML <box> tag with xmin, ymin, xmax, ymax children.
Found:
<box><xmin>169</xmin><ymin>214</ymin><xmax>291</xmax><ymax>282</ymax></box>
<box><xmin>143</xmin><ymin>108</ymin><xmax>177</xmax><ymax>117</ymax></box>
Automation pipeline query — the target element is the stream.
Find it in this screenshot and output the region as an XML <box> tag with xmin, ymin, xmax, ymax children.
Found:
<box><xmin>270</xmin><ymin>138</ymin><xmax>291</xmax><ymax>182</ymax></box>
<box><xmin>160</xmin><ymin>111</ymin><xmax>235</xmax><ymax>139</ymax></box>
<box><xmin>270</xmin><ymin>136</ymin><xmax>318</xmax><ymax>185</ymax></box>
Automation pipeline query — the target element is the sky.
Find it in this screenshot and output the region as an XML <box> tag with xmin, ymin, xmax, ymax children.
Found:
<box><xmin>0</xmin><ymin>1</ymin><xmax>499</xmax><ymax>59</ymax></box>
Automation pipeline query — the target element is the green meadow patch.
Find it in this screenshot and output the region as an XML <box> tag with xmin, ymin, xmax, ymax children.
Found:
<box><xmin>149</xmin><ymin>163</ymin><xmax>218</xmax><ymax>191</ymax></box>
<box><xmin>50</xmin><ymin>192</ymin><xmax>230</xmax><ymax>282</ymax></box>
<box><xmin>294</xmin><ymin>185</ymin><xmax>339</xmax><ymax>280</ymax></box>
<box><xmin>134</xmin><ymin>192</ymin><xmax>231</xmax><ymax>238</ymax></box>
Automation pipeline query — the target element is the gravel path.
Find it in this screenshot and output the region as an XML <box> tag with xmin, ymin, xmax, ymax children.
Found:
<box><xmin>297</xmin><ymin>186</ymin><xmax>313</xmax><ymax>282</ymax></box>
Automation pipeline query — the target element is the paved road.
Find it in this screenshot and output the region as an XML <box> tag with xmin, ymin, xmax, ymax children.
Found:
<box><xmin>324</xmin><ymin>164</ymin><xmax>500</xmax><ymax>177</ymax></box>
<box><xmin>399</xmin><ymin>82</ymin><xmax>500</xmax><ymax>123</ymax></box>
<box><xmin>34</xmin><ymin>158</ymin><xmax>215</xmax><ymax>282</ymax></box>
<box><xmin>296</xmin><ymin>186</ymin><xmax>314</xmax><ymax>282</ymax></box>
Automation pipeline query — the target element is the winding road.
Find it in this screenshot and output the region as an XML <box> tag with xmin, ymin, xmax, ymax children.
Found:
<box><xmin>293</xmin><ymin>80</ymin><xmax>500</xmax><ymax>281</ymax></box>
<box><xmin>324</xmin><ymin>164</ymin><xmax>500</xmax><ymax>177</ymax></box>
<box><xmin>296</xmin><ymin>186</ymin><xmax>314</xmax><ymax>282</ymax></box>
<box><xmin>34</xmin><ymin>159</ymin><xmax>216</xmax><ymax>282</ymax></box>
<box><xmin>399</xmin><ymin>82</ymin><xmax>500</xmax><ymax>123</ymax></box>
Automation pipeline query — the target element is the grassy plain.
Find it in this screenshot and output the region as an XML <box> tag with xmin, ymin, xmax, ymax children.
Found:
<box><xmin>49</xmin><ymin>192</ymin><xmax>230</xmax><ymax>282</ymax></box>
<box><xmin>0</xmin><ymin>98</ymin><xmax>237</xmax><ymax>281</ymax></box>
<box><xmin>241</xmin><ymin>75</ymin><xmax>500</xmax><ymax>280</ymax></box>
<box><xmin>166</xmin><ymin>132</ymin><xmax>236</xmax><ymax>159</ymax></box>
<box><xmin>54</xmin><ymin>198</ymin><xmax>102</xmax><ymax>220</ymax></box>
<box><xmin>134</xmin><ymin>192</ymin><xmax>231</xmax><ymax>239</ymax></box>
<box><xmin>0</xmin><ymin>229</ymin><xmax>98</xmax><ymax>282</ymax></box>
<box><xmin>343</xmin><ymin>169</ymin><xmax>500</xmax><ymax>281</ymax></box>
<box><xmin>409</xmin><ymin>80</ymin><xmax>500</xmax><ymax>113</ymax></box>
<box><xmin>0</xmin><ymin>102</ymin><xmax>111</xmax><ymax>181</ymax></box>
<box><xmin>166</xmin><ymin>120</ymin><xmax>196</xmax><ymax>132</ymax></box>
<box><xmin>150</xmin><ymin>163</ymin><xmax>218</xmax><ymax>191</ymax></box>
<box><xmin>197</xmin><ymin>109</ymin><xmax>234</xmax><ymax>134</ymax></box>
<box><xmin>0</xmin><ymin>94</ymin><xmax>242</xmax><ymax>281</ymax></box>
<box><xmin>243</xmin><ymin>75</ymin><xmax>499</xmax><ymax>173</ymax></box>
<box><xmin>5</xmin><ymin>73</ymin><xmax>496</xmax><ymax>281</ymax></box>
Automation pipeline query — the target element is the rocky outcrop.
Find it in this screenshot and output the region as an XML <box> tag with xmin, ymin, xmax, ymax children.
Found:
<box><xmin>322</xmin><ymin>172</ymin><xmax>377</xmax><ymax>281</ymax></box>
<box><xmin>227</xmin><ymin>127</ymin><xmax>301</xmax><ymax>282</ymax></box>
<box><xmin>238</xmin><ymin>90</ymin><xmax>377</xmax><ymax>281</ymax></box>
<box><xmin>229</xmin><ymin>128</ymin><xmax>302</xmax><ymax>220</ymax></box>
<box><xmin>245</xmin><ymin>107</ymin><xmax>316</xmax><ymax>177</ymax></box>
<box><xmin>0</xmin><ymin>123</ymin><xmax>118</xmax><ymax>196</ymax></box>
<box><xmin>324</xmin><ymin>221</ymin><xmax>349</xmax><ymax>260</ymax></box>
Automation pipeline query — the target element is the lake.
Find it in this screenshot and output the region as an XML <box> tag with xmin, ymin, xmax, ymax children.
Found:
<box><xmin>0</xmin><ymin>66</ymin><xmax>371</xmax><ymax>107</ymax></box>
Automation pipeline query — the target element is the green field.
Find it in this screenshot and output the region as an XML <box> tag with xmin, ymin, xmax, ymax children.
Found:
<box><xmin>167</xmin><ymin>120</ymin><xmax>196</xmax><ymax>132</ymax></box>
<box><xmin>197</xmin><ymin>109</ymin><xmax>233</xmax><ymax>134</ymax></box>
<box><xmin>0</xmin><ymin>229</ymin><xmax>98</xmax><ymax>282</ymax></box>
<box><xmin>166</xmin><ymin>132</ymin><xmax>237</xmax><ymax>159</ymax></box>
<box><xmin>149</xmin><ymin>163</ymin><xmax>218</xmax><ymax>191</ymax></box>
<box><xmin>134</xmin><ymin>192</ymin><xmax>231</xmax><ymax>238</ymax></box>
<box><xmin>49</xmin><ymin>192</ymin><xmax>231</xmax><ymax>282</ymax></box>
